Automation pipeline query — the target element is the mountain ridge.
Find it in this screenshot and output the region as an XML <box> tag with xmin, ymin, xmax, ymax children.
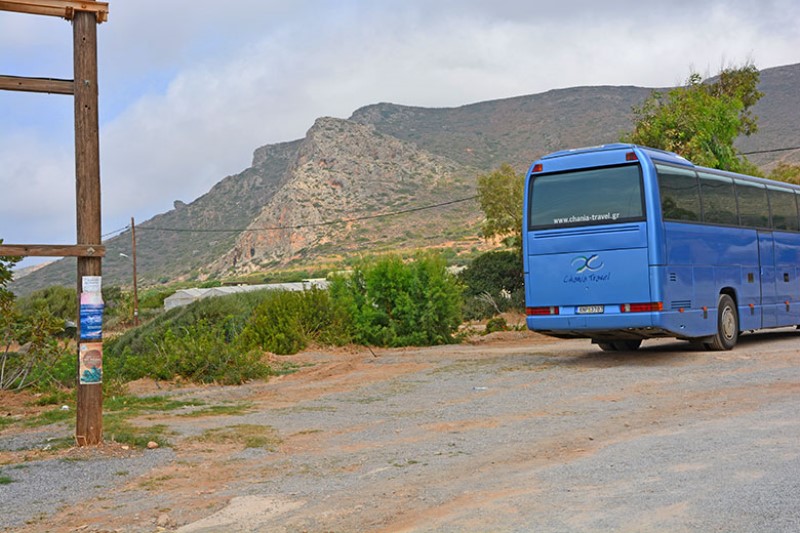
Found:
<box><xmin>11</xmin><ymin>63</ymin><xmax>800</xmax><ymax>294</ymax></box>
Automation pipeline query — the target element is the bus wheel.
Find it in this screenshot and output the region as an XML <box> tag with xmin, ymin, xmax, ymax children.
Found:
<box><xmin>597</xmin><ymin>340</ymin><xmax>642</xmax><ymax>351</ymax></box>
<box><xmin>704</xmin><ymin>294</ymin><xmax>738</xmax><ymax>351</ymax></box>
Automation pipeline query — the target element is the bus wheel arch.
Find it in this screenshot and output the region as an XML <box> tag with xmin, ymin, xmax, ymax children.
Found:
<box><xmin>704</xmin><ymin>293</ymin><xmax>739</xmax><ymax>351</ymax></box>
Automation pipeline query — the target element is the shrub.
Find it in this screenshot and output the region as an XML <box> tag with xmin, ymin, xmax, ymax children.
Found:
<box><xmin>105</xmin><ymin>291</ymin><xmax>275</xmax><ymax>383</ymax></box>
<box><xmin>1</xmin><ymin>307</ymin><xmax>72</xmax><ymax>391</ymax></box>
<box><xmin>329</xmin><ymin>252</ymin><xmax>462</xmax><ymax>347</ymax></box>
<box><xmin>239</xmin><ymin>289</ymin><xmax>350</xmax><ymax>355</ymax></box>
<box><xmin>107</xmin><ymin>291</ymin><xmax>270</xmax><ymax>359</ymax></box>
<box><xmin>459</xmin><ymin>250</ymin><xmax>524</xmax><ymax>319</ymax></box>
<box><xmin>15</xmin><ymin>286</ymin><xmax>77</xmax><ymax>322</ymax></box>
<box><xmin>484</xmin><ymin>316</ymin><xmax>508</xmax><ymax>334</ymax></box>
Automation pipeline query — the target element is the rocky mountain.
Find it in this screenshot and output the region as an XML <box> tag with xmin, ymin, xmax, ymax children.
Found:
<box><xmin>11</xmin><ymin>63</ymin><xmax>800</xmax><ymax>294</ymax></box>
<box><xmin>212</xmin><ymin>117</ymin><xmax>479</xmax><ymax>275</ymax></box>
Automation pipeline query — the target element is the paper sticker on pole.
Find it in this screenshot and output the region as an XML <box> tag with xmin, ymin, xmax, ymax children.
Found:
<box><xmin>79</xmin><ymin>275</ymin><xmax>104</xmax><ymax>341</ymax></box>
<box><xmin>79</xmin><ymin>342</ymin><xmax>103</xmax><ymax>384</ymax></box>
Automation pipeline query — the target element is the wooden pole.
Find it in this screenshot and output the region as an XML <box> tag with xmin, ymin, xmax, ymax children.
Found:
<box><xmin>131</xmin><ymin>217</ymin><xmax>139</xmax><ymax>326</ymax></box>
<box><xmin>74</xmin><ymin>10</ymin><xmax>102</xmax><ymax>446</ymax></box>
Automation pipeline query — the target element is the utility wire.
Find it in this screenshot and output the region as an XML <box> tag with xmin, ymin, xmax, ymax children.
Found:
<box><xmin>112</xmin><ymin>146</ymin><xmax>799</xmax><ymax>237</ymax></box>
<box><xmin>742</xmin><ymin>146</ymin><xmax>800</xmax><ymax>155</ymax></box>
<box><xmin>101</xmin><ymin>225</ymin><xmax>130</xmax><ymax>239</ymax></box>
<box><xmin>136</xmin><ymin>195</ymin><xmax>478</xmax><ymax>234</ymax></box>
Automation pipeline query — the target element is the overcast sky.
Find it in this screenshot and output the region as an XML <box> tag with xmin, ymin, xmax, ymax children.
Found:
<box><xmin>2</xmin><ymin>0</ymin><xmax>799</xmax><ymax>268</ymax></box>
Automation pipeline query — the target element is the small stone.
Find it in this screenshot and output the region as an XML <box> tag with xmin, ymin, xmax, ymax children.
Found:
<box><xmin>121</xmin><ymin>445</ymin><xmax>130</xmax><ymax>450</ymax></box>
<box><xmin>156</xmin><ymin>513</ymin><xmax>171</xmax><ymax>527</ymax></box>
<box><xmin>146</xmin><ymin>441</ymin><xmax>159</xmax><ymax>449</ymax></box>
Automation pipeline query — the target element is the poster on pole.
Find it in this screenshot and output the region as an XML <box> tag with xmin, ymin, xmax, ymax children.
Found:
<box><xmin>79</xmin><ymin>342</ymin><xmax>103</xmax><ymax>384</ymax></box>
<box><xmin>79</xmin><ymin>276</ymin><xmax>104</xmax><ymax>341</ymax></box>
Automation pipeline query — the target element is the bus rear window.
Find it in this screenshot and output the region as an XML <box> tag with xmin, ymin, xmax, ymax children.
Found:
<box><xmin>528</xmin><ymin>164</ymin><xmax>644</xmax><ymax>229</ymax></box>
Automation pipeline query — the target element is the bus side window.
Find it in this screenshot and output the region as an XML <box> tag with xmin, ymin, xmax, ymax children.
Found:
<box><xmin>698</xmin><ymin>172</ymin><xmax>737</xmax><ymax>226</ymax></box>
<box><xmin>656</xmin><ymin>164</ymin><xmax>701</xmax><ymax>221</ymax></box>
<box><xmin>735</xmin><ymin>181</ymin><xmax>770</xmax><ymax>228</ymax></box>
<box><xmin>767</xmin><ymin>187</ymin><xmax>799</xmax><ymax>231</ymax></box>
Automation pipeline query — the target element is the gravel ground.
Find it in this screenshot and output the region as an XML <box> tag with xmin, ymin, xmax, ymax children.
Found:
<box><xmin>0</xmin><ymin>447</ymin><xmax>175</xmax><ymax>529</ymax></box>
<box><xmin>3</xmin><ymin>329</ymin><xmax>800</xmax><ymax>532</ymax></box>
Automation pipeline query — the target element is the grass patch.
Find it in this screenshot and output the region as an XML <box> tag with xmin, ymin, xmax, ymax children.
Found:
<box><xmin>0</xmin><ymin>474</ymin><xmax>14</xmax><ymax>484</ymax></box>
<box><xmin>30</xmin><ymin>390</ymin><xmax>72</xmax><ymax>407</ymax></box>
<box><xmin>104</xmin><ymin>395</ymin><xmax>203</xmax><ymax>415</ymax></box>
<box><xmin>0</xmin><ymin>417</ymin><xmax>13</xmax><ymax>431</ymax></box>
<box><xmin>178</xmin><ymin>402</ymin><xmax>253</xmax><ymax>418</ymax></box>
<box><xmin>274</xmin><ymin>362</ymin><xmax>306</xmax><ymax>376</ymax></box>
<box><xmin>139</xmin><ymin>474</ymin><xmax>174</xmax><ymax>492</ymax></box>
<box><xmin>24</xmin><ymin>407</ymin><xmax>73</xmax><ymax>428</ymax></box>
<box><xmin>43</xmin><ymin>436</ymin><xmax>75</xmax><ymax>451</ymax></box>
<box><xmin>196</xmin><ymin>424</ymin><xmax>281</xmax><ymax>450</ymax></box>
<box><xmin>104</xmin><ymin>414</ymin><xmax>172</xmax><ymax>449</ymax></box>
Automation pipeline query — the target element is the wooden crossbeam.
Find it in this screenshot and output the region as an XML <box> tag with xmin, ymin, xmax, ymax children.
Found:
<box><xmin>0</xmin><ymin>244</ymin><xmax>106</xmax><ymax>257</ymax></box>
<box><xmin>0</xmin><ymin>0</ymin><xmax>108</xmax><ymax>23</ymax></box>
<box><xmin>0</xmin><ymin>75</ymin><xmax>74</xmax><ymax>94</ymax></box>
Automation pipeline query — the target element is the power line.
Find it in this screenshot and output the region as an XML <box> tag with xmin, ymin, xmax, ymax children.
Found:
<box><xmin>111</xmin><ymin>145</ymin><xmax>798</xmax><ymax>238</ymax></box>
<box><xmin>101</xmin><ymin>224</ymin><xmax>130</xmax><ymax>239</ymax></box>
<box><xmin>136</xmin><ymin>195</ymin><xmax>478</xmax><ymax>234</ymax></box>
<box><xmin>742</xmin><ymin>146</ymin><xmax>800</xmax><ymax>155</ymax></box>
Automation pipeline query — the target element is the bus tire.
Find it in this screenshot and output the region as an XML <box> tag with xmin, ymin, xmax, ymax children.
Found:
<box><xmin>704</xmin><ymin>294</ymin><xmax>738</xmax><ymax>351</ymax></box>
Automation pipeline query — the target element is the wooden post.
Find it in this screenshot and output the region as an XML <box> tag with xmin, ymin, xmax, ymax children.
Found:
<box><xmin>131</xmin><ymin>217</ymin><xmax>139</xmax><ymax>326</ymax></box>
<box><xmin>74</xmin><ymin>10</ymin><xmax>102</xmax><ymax>446</ymax></box>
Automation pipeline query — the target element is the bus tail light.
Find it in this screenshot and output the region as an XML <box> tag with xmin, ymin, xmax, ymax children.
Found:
<box><xmin>620</xmin><ymin>302</ymin><xmax>663</xmax><ymax>313</ymax></box>
<box><xmin>527</xmin><ymin>306</ymin><xmax>559</xmax><ymax>316</ymax></box>
<box><xmin>532</xmin><ymin>163</ymin><xmax>543</xmax><ymax>173</ymax></box>
<box><xmin>625</xmin><ymin>151</ymin><xmax>638</xmax><ymax>161</ymax></box>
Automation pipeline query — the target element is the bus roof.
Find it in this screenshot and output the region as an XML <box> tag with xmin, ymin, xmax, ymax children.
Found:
<box><xmin>539</xmin><ymin>143</ymin><xmax>691</xmax><ymax>166</ymax></box>
<box><xmin>533</xmin><ymin>143</ymin><xmax>799</xmax><ymax>191</ymax></box>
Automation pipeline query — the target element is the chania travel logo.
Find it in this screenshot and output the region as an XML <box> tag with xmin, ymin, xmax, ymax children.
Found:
<box><xmin>571</xmin><ymin>254</ymin><xmax>604</xmax><ymax>273</ymax></box>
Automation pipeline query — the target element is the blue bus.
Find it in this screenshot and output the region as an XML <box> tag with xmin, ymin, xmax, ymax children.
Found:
<box><xmin>523</xmin><ymin>143</ymin><xmax>800</xmax><ymax>351</ymax></box>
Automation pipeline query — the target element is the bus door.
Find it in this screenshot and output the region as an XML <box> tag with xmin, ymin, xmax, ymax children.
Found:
<box><xmin>758</xmin><ymin>231</ymin><xmax>777</xmax><ymax>328</ymax></box>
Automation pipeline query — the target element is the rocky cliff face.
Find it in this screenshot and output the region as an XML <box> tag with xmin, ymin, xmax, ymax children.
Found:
<box><xmin>213</xmin><ymin>117</ymin><xmax>478</xmax><ymax>274</ymax></box>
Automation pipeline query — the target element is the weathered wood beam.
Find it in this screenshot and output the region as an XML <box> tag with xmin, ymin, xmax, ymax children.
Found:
<box><xmin>0</xmin><ymin>0</ymin><xmax>108</xmax><ymax>23</ymax></box>
<box><xmin>0</xmin><ymin>244</ymin><xmax>105</xmax><ymax>257</ymax></box>
<box><xmin>0</xmin><ymin>75</ymin><xmax>74</xmax><ymax>94</ymax></box>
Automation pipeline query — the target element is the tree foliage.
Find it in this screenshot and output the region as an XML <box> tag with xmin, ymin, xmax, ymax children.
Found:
<box><xmin>623</xmin><ymin>64</ymin><xmax>763</xmax><ymax>173</ymax></box>
<box><xmin>476</xmin><ymin>163</ymin><xmax>524</xmax><ymax>250</ymax></box>
<box><xmin>459</xmin><ymin>250</ymin><xmax>525</xmax><ymax>319</ymax></box>
<box><xmin>0</xmin><ymin>239</ymin><xmax>18</xmax><ymax>315</ymax></box>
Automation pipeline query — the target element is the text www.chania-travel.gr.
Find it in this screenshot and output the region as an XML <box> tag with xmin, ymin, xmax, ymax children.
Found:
<box><xmin>554</xmin><ymin>212</ymin><xmax>621</xmax><ymax>224</ymax></box>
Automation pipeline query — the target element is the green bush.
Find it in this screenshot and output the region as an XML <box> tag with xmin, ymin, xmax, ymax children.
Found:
<box><xmin>459</xmin><ymin>250</ymin><xmax>524</xmax><ymax>319</ymax></box>
<box><xmin>157</xmin><ymin>320</ymin><xmax>269</xmax><ymax>384</ymax></box>
<box><xmin>1</xmin><ymin>307</ymin><xmax>72</xmax><ymax>391</ymax></box>
<box><xmin>240</xmin><ymin>289</ymin><xmax>350</xmax><ymax>355</ymax></box>
<box><xmin>107</xmin><ymin>291</ymin><xmax>270</xmax><ymax>359</ymax></box>
<box><xmin>105</xmin><ymin>291</ymin><xmax>274</xmax><ymax>383</ymax></box>
<box><xmin>329</xmin><ymin>252</ymin><xmax>462</xmax><ymax>347</ymax></box>
<box><xmin>484</xmin><ymin>316</ymin><xmax>508</xmax><ymax>334</ymax></box>
<box><xmin>15</xmin><ymin>286</ymin><xmax>77</xmax><ymax>322</ymax></box>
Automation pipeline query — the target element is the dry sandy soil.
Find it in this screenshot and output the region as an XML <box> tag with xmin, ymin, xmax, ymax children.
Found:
<box><xmin>3</xmin><ymin>328</ymin><xmax>800</xmax><ymax>532</ymax></box>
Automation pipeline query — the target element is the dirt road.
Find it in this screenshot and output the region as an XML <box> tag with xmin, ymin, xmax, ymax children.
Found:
<box><xmin>4</xmin><ymin>329</ymin><xmax>800</xmax><ymax>532</ymax></box>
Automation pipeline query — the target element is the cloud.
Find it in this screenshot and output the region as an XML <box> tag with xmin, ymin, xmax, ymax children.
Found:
<box><xmin>0</xmin><ymin>131</ymin><xmax>74</xmax><ymax>243</ymax></box>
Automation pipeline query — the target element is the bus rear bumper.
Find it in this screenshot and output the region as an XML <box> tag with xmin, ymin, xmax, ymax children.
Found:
<box><xmin>526</xmin><ymin>312</ymin><xmax>694</xmax><ymax>340</ymax></box>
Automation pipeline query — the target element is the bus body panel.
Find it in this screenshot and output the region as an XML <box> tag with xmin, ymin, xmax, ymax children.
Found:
<box><xmin>524</xmin><ymin>143</ymin><xmax>800</xmax><ymax>346</ymax></box>
<box><xmin>774</xmin><ymin>232</ymin><xmax>800</xmax><ymax>326</ymax></box>
<box><xmin>527</xmin><ymin>246</ymin><xmax>650</xmax><ymax>306</ymax></box>
<box><xmin>758</xmin><ymin>232</ymin><xmax>778</xmax><ymax>328</ymax></box>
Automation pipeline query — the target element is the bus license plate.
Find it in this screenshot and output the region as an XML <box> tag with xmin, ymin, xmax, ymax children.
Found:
<box><xmin>577</xmin><ymin>305</ymin><xmax>604</xmax><ymax>314</ymax></box>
